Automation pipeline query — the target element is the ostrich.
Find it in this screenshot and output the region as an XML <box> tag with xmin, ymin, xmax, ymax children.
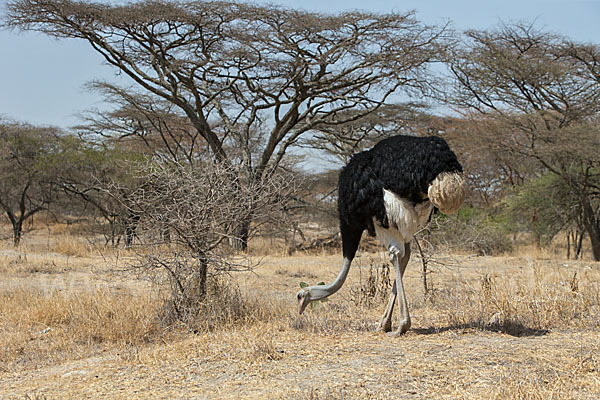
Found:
<box><xmin>296</xmin><ymin>135</ymin><xmax>466</xmax><ymax>336</ymax></box>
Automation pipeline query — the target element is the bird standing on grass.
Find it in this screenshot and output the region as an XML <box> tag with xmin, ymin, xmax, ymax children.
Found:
<box><xmin>296</xmin><ymin>135</ymin><xmax>466</xmax><ymax>336</ymax></box>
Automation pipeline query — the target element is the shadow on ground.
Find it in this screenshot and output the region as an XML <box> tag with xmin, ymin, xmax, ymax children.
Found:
<box><xmin>413</xmin><ymin>321</ymin><xmax>549</xmax><ymax>337</ymax></box>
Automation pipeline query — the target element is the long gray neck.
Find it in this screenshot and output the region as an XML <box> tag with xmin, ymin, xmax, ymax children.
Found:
<box><xmin>308</xmin><ymin>257</ymin><xmax>353</xmax><ymax>300</ymax></box>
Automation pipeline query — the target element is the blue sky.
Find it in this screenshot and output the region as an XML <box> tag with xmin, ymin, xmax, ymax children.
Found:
<box><xmin>1</xmin><ymin>0</ymin><xmax>599</xmax><ymax>129</ymax></box>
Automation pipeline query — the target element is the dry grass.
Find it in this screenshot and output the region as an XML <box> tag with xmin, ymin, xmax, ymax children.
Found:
<box><xmin>248</xmin><ymin>236</ymin><xmax>291</xmax><ymax>256</ymax></box>
<box><xmin>0</xmin><ymin>253</ymin><xmax>70</xmax><ymax>275</ymax></box>
<box><xmin>50</xmin><ymin>233</ymin><xmax>96</xmax><ymax>257</ymax></box>
<box><xmin>0</xmin><ymin>286</ymin><xmax>162</xmax><ymax>372</ymax></box>
<box><xmin>421</xmin><ymin>260</ymin><xmax>600</xmax><ymax>333</ymax></box>
<box><xmin>1</xmin><ymin>229</ymin><xmax>600</xmax><ymax>398</ymax></box>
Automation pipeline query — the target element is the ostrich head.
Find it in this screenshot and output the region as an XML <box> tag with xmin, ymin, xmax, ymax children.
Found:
<box><xmin>296</xmin><ymin>257</ymin><xmax>352</xmax><ymax>314</ymax></box>
<box><xmin>428</xmin><ymin>172</ymin><xmax>466</xmax><ymax>214</ymax></box>
<box><xmin>296</xmin><ymin>288</ymin><xmax>311</xmax><ymax>314</ymax></box>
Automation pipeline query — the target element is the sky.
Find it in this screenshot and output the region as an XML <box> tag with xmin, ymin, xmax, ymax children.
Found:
<box><xmin>1</xmin><ymin>0</ymin><xmax>600</xmax><ymax>129</ymax></box>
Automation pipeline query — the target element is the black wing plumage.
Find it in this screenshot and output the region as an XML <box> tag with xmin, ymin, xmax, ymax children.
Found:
<box><xmin>337</xmin><ymin>135</ymin><xmax>462</xmax><ymax>259</ymax></box>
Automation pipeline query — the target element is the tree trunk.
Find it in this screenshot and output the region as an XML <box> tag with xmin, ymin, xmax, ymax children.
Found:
<box><xmin>588</xmin><ymin>230</ymin><xmax>600</xmax><ymax>261</ymax></box>
<box><xmin>197</xmin><ymin>260</ymin><xmax>208</xmax><ymax>301</ymax></box>
<box><xmin>582</xmin><ymin>198</ymin><xmax>600</xmax><ymax>261</ymax></box>
<box><xmin>12</xmin><ymin>219</ymin><xmax>23</xmax><ymax>246</ymax></box>
<box><xmin>123</xmin><ymin>213</ymin><xmax>141</xmax><ymax>248</ymax></box>
<box><xmin>231</xmin><ymin>219</ymin><xmax>250</xmax><ymax>251</ymax></box>
<box><xmin>575</xmin><ymin>230</ymin><xmax>584</xmax><ymax>260</ymax></box>
<box><xmin>5</xmin><ymin>207</ymin><xmax>44</xmax><ymax>247</ymax></box>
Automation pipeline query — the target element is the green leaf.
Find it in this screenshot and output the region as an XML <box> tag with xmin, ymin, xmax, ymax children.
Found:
<box><xmin>317</xmin><ymin>281</ymin><xmax>325</xmax><ymax>285</ymax></box>
<box><xmin>299</xmin><ymin>281</ymin><xmax>308</xmax><ymax>288</ymax></box>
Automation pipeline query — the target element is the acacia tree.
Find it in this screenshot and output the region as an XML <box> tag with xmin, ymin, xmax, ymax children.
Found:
<box><xmin>54</xmin><ymin>136</ymin><xmax>149</xmax><ymax>246</ymax></box>
<box><xmin>5</xmin><ymin>0</ymin><xmax>450</xmax><ymax>248</ymax></box>
<box><xmin>300</xmin><ymin>103</ymin><xmax>434</xmax><ymax>165</ymax></box>
<box><xmin>0</xmin><ymin>122</ymin><xmax>63</xmax><ymax>245</ymax></box>
<box><xmin>437</xmin><ymin>116</ymin><xmax>542</xmax><ymax>208</ymax></box>
<box><xmin>447</xmin><ymin>23</ymin><xmax>600</xmax><ymax>259</ymax></box>
<box><xmin>76</xmin><ymin>83</ymin><xmax>210</xmax><ymax>166</ymax></box>
<box><xmin>504</xmin><ymin>172</ymin><xmax>586</xmax><ymax>247</ymax></box>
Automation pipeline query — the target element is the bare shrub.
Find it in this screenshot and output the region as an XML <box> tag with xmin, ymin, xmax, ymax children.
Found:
<box><xmin>110</xmin><ymin>159</ymin><xmax>296</xmax><ymax>331</ymax></box>
<box><xmin>157</xmin><ymin>274</ymin><xmax>286</xmax><ymax>333</ymax></box>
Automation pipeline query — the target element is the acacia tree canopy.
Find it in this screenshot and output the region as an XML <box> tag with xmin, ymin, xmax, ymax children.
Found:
<box><xmin>447</xmin><ymin>23</ymin><xmax>600</xmax><ymax>259</ymax></box>
<box><xmin>448</xmin><ymin>23</ymin><xmax>600</xmax><ymax>124</ymax></box>
<box><xmin>5</xmin><ymin>0</ymin><xmax>450</xmax><ymax>178</ymax></box>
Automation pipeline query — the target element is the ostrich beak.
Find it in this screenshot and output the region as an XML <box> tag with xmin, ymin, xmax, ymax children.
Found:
<box><xmin>298</xmin><ymin>294</ymin><xmax>308</xmax><ymax>314</ymax></box>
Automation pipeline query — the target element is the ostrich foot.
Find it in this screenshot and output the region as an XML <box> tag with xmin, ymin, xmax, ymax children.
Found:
<box><xmin>386</xmin><ymin>327</ymin><xmax>410</xmax><ymax>337</ymax></box>
<box><xmin>377</xmin><ymin>317</ymin><xmax>393</xmax><ymax>332</ymax></box>
<box><xmin>386</xmin><ymin>318</ymin><xmax>411</xmax><ymax>337</ymax></box>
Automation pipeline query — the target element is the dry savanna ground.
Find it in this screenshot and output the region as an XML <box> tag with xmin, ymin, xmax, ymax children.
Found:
<box><xmin>1</xmin><ymin>224</ymin><xmax>600</xmax><ymax>399</ymax></box>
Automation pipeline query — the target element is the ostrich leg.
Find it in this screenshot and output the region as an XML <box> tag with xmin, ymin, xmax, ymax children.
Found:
<box><xmin>378</xmin><ymin>242</ymin><xmax>411</xmax><ymax>333</ymax></box>
<box><xmin>392</xmin><ymin>241</ymin><xmax>412</xmax><ymax>335</ymax></box>
<box><xmin>377</xmin><ymin>280</ymin><xmax>396</xmax><ymax>332</ymax></box>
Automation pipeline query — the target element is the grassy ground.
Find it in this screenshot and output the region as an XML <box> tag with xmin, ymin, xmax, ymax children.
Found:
<box><xmin>1</xmin><ymin>227</ymin><xmax>599</xmax><ymax>399</ymax></box>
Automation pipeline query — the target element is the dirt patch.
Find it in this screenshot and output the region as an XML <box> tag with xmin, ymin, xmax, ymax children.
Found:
<box><xmin>2</xmin><ymin>329</ymin><xmax>599</xmax><ymax>399</ymax></box>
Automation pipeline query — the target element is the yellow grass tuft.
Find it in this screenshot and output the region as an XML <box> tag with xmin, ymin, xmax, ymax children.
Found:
<box><xmin>0</xmin><ymin>287</ymin><xmax>161</xmax><ymax>371</ymax></box>
<box><xmin>162</xmin><ymin>275</ymin><xmax>292</xmax><ymax>333</ymax></box>
<box><xmin>51</xmin><ymin>233</ymin><xmax>95</xmax><ymax>257</ymax></box>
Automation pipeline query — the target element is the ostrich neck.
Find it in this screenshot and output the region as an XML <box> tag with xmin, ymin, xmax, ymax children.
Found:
<box><xmin>309</xmin><ymin>257</ymin><xmax>352</xmax><ymax>300</ymax></box>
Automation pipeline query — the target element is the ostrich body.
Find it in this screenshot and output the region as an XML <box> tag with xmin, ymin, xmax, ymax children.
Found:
<box><xmin>296</xmin><ymin>135</ymin><xmax>465</xmax><ymax>336</ymax></box>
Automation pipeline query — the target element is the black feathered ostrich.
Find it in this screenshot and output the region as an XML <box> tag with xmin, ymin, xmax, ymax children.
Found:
<box><xmin>296</xmin><ymin>135</ymin><xmax>466</xmax><ymax>336</ymax></box>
